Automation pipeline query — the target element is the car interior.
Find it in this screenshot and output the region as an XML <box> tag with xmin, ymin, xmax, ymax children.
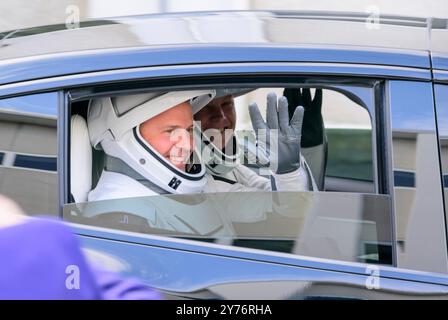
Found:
<box><xmin>69</xmin><ymin>85</ymin><xmax>375</xmax><ymax>202</ymax></box>
<box><xmin>66</xmin><ymin>84</ymin><xmax>390</xmax><ymax>265</ymax></box>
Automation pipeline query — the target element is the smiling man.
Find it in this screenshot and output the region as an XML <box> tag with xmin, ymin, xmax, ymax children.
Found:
<box><xmin>87</xmin><ymin>90</ymin><xmax>216</xmax><ymax>200</ymax></box>
<box><xmin>139</xmin><ymin>101</ymin><xmax>194</xmax><ymax>172</ymax></box>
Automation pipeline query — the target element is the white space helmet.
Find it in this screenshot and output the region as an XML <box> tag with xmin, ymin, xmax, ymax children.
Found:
<box><xmin>88</xmin><ymin>90</ymin><xmax>216</xmax><ymax>194</ymax></box>
<box><xmin>194</xmin><ymin>88</ymin><xmax>254</xmax><ymax>175</ymax></box>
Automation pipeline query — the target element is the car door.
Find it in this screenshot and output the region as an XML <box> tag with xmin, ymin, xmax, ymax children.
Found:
<box><xmin>2</xmin><ymin>51</ymin><xmax>448</xmax><ymax>299</ymax></box>
<box><xmin>59</xmin><ymin>59</ymin><xmax>448</xmax><ymax>299</ymax></box>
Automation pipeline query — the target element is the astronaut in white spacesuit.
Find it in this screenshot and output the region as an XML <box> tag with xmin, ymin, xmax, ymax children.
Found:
<box><xmin>83</xmin><ymin>89</ymin><xmax>313</xmax><ymax>234</ymax></box>
<box><xmin>88</xmin><ymin>89</ymin><xmax>316</xmax><ymax>199</ymax></box>
<box><xmin>194</xmin><ymin>89</ymin><xmax>324</xmax><ymax>193</ymax></box>
<box><xmin>87</xmin><ymin>90</ymin><xmax>216</xmax><ymax>201</ymax></box>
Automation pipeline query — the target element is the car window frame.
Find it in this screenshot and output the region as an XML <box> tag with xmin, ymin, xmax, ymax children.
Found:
<box><xmin>61</xmin><ymin>65</ymin><xmax>395</xmax><ymax>265</ymax></box>
<box><xmin>1</xmin><ymin>60</ymin><xmax>437</xmax><ymax>273</ymax></box>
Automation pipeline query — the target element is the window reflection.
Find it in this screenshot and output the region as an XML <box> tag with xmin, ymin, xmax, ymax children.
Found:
<box><xmin>0</xmin><ymin>93</ymin><xmax>58</xmax><ymax>216</ymax></box>
<box><xmin>435</xmin><ymin>84</ymin><xmax>448</xmax><ymax>229</ymax></box>
<box><xmin>13</xmin><ymin>154</ymin><xmax>57</xmax><ymax>172</ymax></box>
<box><xmin>67</xmin><ymin>84</ymin><xmax>388</xmax><ymax>265</ymax></box>
<box><xmin>389</xmin><ymin>81</ymin><xmax>447</xmax><ymax>273</ymax></box>
<box><xmin>0</xmin><ymin>93</ymin><xmax>57</xmax><ymax>117</ymax></box>
<box><xmin>64</xmin><ymin>191</ymin><xmax>393</xmax><ymax>265</ymax></box>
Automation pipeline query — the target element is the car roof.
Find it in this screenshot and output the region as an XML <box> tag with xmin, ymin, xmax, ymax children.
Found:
<box><xmin>0</xmin><ymin>11</ymin><xmax>447</xmax><ymax>86</ymax></box>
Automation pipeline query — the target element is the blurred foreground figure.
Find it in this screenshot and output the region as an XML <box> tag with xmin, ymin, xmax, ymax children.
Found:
<box><xmin>0</xmin><ymin>195</ymin><xmax>161</xmax><ymax>300</ymax></box>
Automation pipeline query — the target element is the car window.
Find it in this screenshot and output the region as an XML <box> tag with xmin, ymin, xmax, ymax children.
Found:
<box><xmin>390</xmin><ymin>81</ymin><xmax>447</xmax><ymax>273</ymax></box>
<box><xmin>232</xmin><ymin>88</ymin><xmax>374</xmax><ymax>193</ymax></box>
<box><xmin>323</xmin><ymin>91</ymin><xmax>373</xmax><ymax>182</ymax></box>
<box><xmin>435</xmin><ymin>84</ymin><xmax>448</xmax><ymax>231</ymax></box>
<box><xmin>0</xmin><ymin>93</ymin><xmax>58</xmax><ymax>216</ymax></box>
<box><xmin>64</xmin><ymin>83</ymin><xmax>393</xmax><ymax>266</ymax></box>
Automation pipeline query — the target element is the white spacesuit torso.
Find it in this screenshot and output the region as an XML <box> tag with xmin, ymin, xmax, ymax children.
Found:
<box><xmin>204</xmin><ymin>155</ymin><xmax>316</xmax><ymax>193</ymax></box>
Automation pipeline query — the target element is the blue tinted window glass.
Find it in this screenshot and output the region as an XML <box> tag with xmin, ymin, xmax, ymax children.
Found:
<box><xmin>14</xmin><ymin>154</ymin><xmax>57</xmax><ymax>171</ymax></box>
<box><xmin>393</xmin><ymin>171</ymin><xmax>415</xmax><ymax>188</ymax></box>
<box><xmin>0</xmin><ymin>92</ymin><xmax>58</xmax><ymax>217</ymax></box>
<box><xmin>0</xmin><ymin>93</ymin><xmax>57</xmax><ymax>117</ymax></box>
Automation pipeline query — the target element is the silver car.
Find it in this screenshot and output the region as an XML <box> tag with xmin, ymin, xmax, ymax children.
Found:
<box><xmin>1</xmin><ymin>11</ymin><xmax>448</xmax><ymax>299</ymax></box>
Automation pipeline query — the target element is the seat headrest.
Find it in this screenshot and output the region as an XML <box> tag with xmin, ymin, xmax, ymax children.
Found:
<box><xmin>70</xmin><ymin>115</ymin><xmax>92</xmax><ymax>203</ymax></box>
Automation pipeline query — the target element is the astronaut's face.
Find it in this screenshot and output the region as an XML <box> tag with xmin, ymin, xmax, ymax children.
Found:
<box><xmin>140</xmin><ymin>102</ymin><xmax>194</xmax><ymax>171</ymax></box>
<box><xmin>194</xmin><ymin>94</ymin><xmax>236</xmax><ymax>150</ymax></box>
